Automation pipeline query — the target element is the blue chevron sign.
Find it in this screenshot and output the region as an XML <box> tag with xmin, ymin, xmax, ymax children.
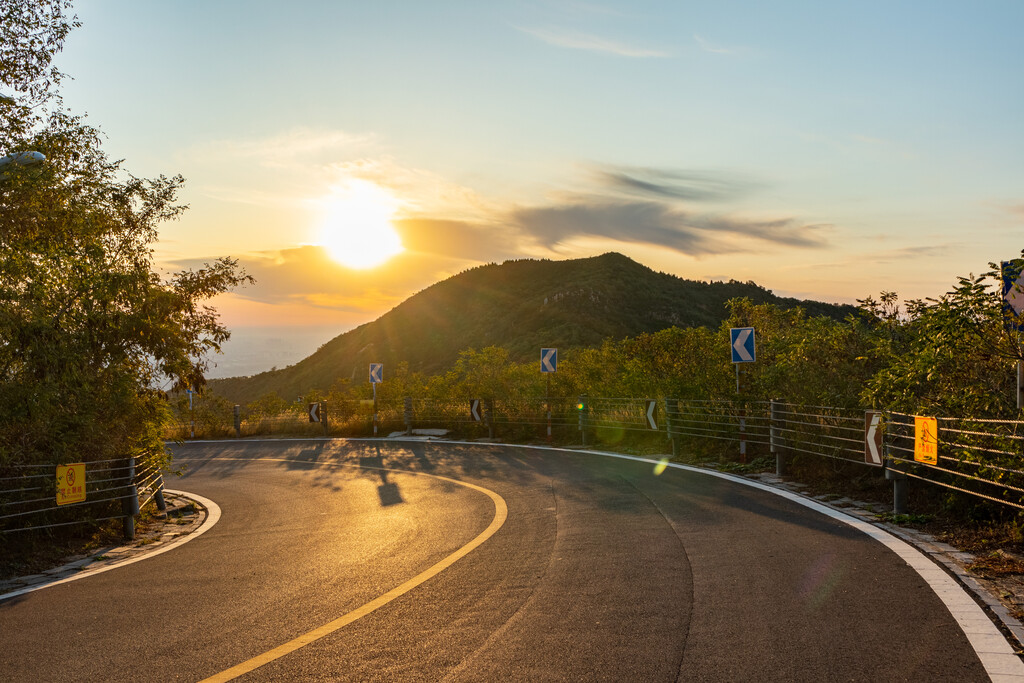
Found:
<box><xmin>541</xmin><ymin>348</ymin><xmax>558</xmax><ymax>373</ymax></box>
<box><xmin>730</xmin><ymin>327</ymin><xmax>756</xmax><ymax>363</ymax></box>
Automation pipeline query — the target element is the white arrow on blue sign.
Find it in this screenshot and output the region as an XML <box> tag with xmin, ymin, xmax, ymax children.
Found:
<box><xmin>369</xmin><ymin>363</ymin><xmax>383</xmax><ymax>384</ymax></box>
<box><xmin>541</xmin><ymin>348</ymin><xmax>558</xmax><ymax>373</ymax></box>
<box><xmin>730</xmin><ymin>327</ymin><xmax>756</xmax><ymax>363</ymax></box>
<box><xmin>1001</xmin><ymin>261</ymin><xmax>1024</xmax><ymax>331</ymax></box>
<box><xmin>645</xmin><ymin>400</ymin><xmax>658</xmax><ymax>430</ymax></box>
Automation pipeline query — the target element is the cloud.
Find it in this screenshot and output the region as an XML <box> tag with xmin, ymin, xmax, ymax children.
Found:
<box><xmin>694</xmin><ymin>34</ymin><xmax>742</xmax><ymax>55</ymax></box>
<box><xmin>515</xmin><ymin>25</ymin><xmax>670</xmax><ymax>57</ymax></box>
<box><xmin>393</xmin><ymin>218</ymin><xmax>523</xmax><ymax>261</ymax></box>
<box><xmin>593</xmin><ymin>166</ymin><xmax>759</xmax><ymax>202</ymax></box>
<box><xmin>185</xmin><ymin>128</ymin><xmax>374</xmax><ymax>167</ymax></box>
<box><xmin>171</xmin><ymin>246</ymin><xmax>474</xmax><ymax>314</ymax></box>
<box><xmin>510</xmin><ymin>200</ymin><xmax>828</xmax><ymax>256</ymax></box>
<box><xmin>783</xmin><ymin>243</ymin><xmax>961</xmax><ymax>271</ymax></box>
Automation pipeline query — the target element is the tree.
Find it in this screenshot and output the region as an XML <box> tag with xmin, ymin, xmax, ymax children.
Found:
<box><xmin>0</xmin><ymin>0</ymin><xmax>252</xmax><ymax>472</ymax></box>
<box><xmin>860</xmin><ymin>261</ymin><xmax>1024</xmax><ymax>417</ymax></box>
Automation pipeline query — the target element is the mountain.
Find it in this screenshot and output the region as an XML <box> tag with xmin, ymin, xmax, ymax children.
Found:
<box><xmin>207</xmin><ymin>253</ymin><xmax>857</xmax><ymax>403</ymax></box>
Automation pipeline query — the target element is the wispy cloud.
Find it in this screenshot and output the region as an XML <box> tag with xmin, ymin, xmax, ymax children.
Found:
<box><xmin>511</xmin><ymin>200</ymin><xmax>828</xmax><ymax>256</ymax></box>
<box><xmin>784</xmin><ymin>243</ymin><xmax>961</xmax><ymax>271</ymax></box>
<box><xmin>516</xmin><ymin>26</ymin><xmax>670</xmax><ymax>57</ymax></box>
<box><xmin>393</xmin><ymin>217</ymin><xmax>523</xmax><ymax>261</ymax></box>
<box><xmin>593</xmin><ymin>165</ymin><xmax>759</xmax><ymax>202</ymax></box>
<box><xmin>183</xmin><ymin>128</ymin><xmax>375</xmax><ymax>166</ymax></box>
<box><xmin>693</xmin><ymin>33</ymin><xmax>740</xmax><ymax>55</ymax></box>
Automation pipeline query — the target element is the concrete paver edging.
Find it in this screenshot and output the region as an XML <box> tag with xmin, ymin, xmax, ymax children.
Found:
<box><xmin>0</xmin><ymin>490</ymin><xmax>220</xmax><ymax>603</ymax></box>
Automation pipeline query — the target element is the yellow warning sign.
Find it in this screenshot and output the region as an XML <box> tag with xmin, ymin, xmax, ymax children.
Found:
<box><xmin>914</xmin><ymin>416</ymin><xmax>938</xmax><ymax>465</ymax></box>
<box><xmin>56</xmin><ymin>463</ymin><xmax>86</xmax><ymax>505</ymax></box>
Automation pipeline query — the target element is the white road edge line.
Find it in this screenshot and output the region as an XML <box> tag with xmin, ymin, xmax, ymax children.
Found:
<box><xmin>178</xmin><ymin>437</ymin><xmax>1024</xmax><ymax>679</ymax></box>
<box><xmin>0</xmin><ymin>490</ymin><xmax>221</xmax><ymax>603</ymax></box>
<box><xmin>519</xmin><ymin>442</ymin><xmax>1024</xmax><ymax>681</ymax></box>
<box><xmin>206</xmin><ymin>437</ymin><xmax>1024</xmax><ymax>678</ymax></box>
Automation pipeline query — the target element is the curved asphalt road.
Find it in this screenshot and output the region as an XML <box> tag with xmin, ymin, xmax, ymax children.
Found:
<box><xmin>0</xmin><ymin>440</ymin><xmax>1002</xmax><ymax>681</ymax></box>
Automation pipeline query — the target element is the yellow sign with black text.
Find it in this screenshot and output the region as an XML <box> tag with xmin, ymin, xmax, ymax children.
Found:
<box><xmin>914</xmin><ymin>416</ymin><xmax>938</xmax><ymax>465</ymax></box>
<box><xmin>56</xmin><ymin>463</ymin><xmax>86</xmax><ymax>505</ymax></box>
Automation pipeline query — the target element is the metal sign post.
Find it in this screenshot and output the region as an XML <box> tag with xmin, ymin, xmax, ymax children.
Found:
<box><xmin>369</xmin><ymin>363</ymin><xmax>383</xmax><ymax>436</ymax></box>
<box><xmin>541</xmin><ymin>348</ymin><xmax>557</xmax><ymax>441</ymax></box>
<box><xmin>187</xmin><ymin>388</ymin><xmax>195</xmax><ymax>439</ymax></box>
<box><xmin>730</xmin><ymin>328</ymin><xmax>755</xmax><ymax>462</ymax></box>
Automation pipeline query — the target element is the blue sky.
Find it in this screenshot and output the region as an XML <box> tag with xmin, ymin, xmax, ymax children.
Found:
<box><xmin>54</xmin><ymin>1</ymin><xmax>1024</xmax><ymax>375</ymax></box>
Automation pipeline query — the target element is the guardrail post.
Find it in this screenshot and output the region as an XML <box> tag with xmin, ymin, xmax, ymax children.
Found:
<box><xmin>404</xmin><ymin>397</ymin><xmax>413</xmax><ymax>433</ymax></box>
<box><xmin>578</xmin><ymin>395</ymin><xmax>588</xmax><ymax>447</ymax></box>
<box><xmin>738</xmin><ymin>402</ymin><xmax>747</xmax><ymax>463</ymax></box>
<box><xmin>883</xmin><ymin>424</ymin><xmax>908</xmax><ymax>515</ymax></box>
<box><xmin>485</xmin><ymin>399</ymin><xmax>494</xmax><ymax>439</ymax></box>
<box><xmin>233</xmin><ymin>404</ymin><xmax>241</xmax><ymax>437</ymax></box>
<box><xmin>771</xmin><ymin>399</ymin><xmax>785</xmax><ymax>476</ymax></box>
<box><xmin>154</xmin><ymin>472</ymin><xmax>167</xmax><ymax>513</ymax></box>
<box><xmin>886</xmin><ymin>466</ymin><xmax>908</xmax><ymax>515</ymax></box>
<box><xmin>122</xmin><ymin>456</ymin><xmax>139</xmax><ymax>541</ymax></box>
<box><xmin>667</xmin><ymin>398</ymin><xmax>680</xmax><ymax>459</ymax></box>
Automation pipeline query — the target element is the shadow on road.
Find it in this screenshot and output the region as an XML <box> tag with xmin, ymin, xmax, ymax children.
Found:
<box><xmin>167</xmin><ymin>439</ymin><xmax>863</xmax><ymax>538</ymax></box>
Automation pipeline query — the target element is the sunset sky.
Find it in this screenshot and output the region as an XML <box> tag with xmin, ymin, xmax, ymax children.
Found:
<box><xmin>57</xmin><ymin>1</ymin><xmax>1024</xmax><ymax>376</ymax></box>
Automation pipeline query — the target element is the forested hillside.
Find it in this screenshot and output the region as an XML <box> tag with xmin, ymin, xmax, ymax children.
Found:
<box><xmin>209</xmin><ymin>253</ymin><xmax>857</xmax><ymax>404</ymax></box>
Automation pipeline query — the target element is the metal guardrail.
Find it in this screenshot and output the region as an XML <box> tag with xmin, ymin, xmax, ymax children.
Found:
<box><xmin>166</xmin><ymin>394</ymin><xmax>1024</xmax><ymax>513</ymax></box>
<box><xmin>0</xmin><ymin>457</ymin><xmax>166</xmax><ymax>539</ymax></box>
<box><xmin>886</xmin><ymin>412</ymin><xmax>1024</xmax><ymax>512</ymax></box>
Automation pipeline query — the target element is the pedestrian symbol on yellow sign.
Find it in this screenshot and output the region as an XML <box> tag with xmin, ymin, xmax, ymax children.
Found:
<box><xmin>914</xmin><ymin>416</ymin><xmax>938</xmax><ymax>465</ymax></box>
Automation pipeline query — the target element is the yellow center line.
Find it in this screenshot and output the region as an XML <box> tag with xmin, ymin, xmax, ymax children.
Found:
<box><xmin>195</xmin><ymin>457</ymin><xmax>508</xmax><ymax>683</ymax></box>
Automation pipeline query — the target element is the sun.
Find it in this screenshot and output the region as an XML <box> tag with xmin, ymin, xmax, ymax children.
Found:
<box><xmin>315</xmin><ymin>179</ymin><xmax>404</xmax><ymax>269</ymax></box>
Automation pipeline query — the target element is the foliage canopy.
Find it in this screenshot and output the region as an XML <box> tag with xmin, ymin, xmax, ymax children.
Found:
<box><xmin>0</xmin><ymin>0</ymin><xmax>251</xmax><ymax>469</ymax></box>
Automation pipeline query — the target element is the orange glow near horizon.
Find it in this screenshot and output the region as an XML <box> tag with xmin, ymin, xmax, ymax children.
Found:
<box><xmin>315</xmin><ymin>179</ymin><xmax>404</xmax><ymax>269</ymax></box>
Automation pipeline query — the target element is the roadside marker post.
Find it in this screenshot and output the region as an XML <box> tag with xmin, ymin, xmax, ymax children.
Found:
<box><xmin>369</xmin><ymin>364</ymin><xmax>383</xmax><ymax>436</ymax></box>
<box><xmin>577</xmin><ymin>396</ymin><xmax>589</xmax><ymax>447</ymax></box>
<box><xmin>730</xmin><ymin>328</ymin><xmax>755</xmax><ymax>462</ymax></box>
<box><xmin>770</xmin><ymin>399</ymin><xmax>785</xmax><ymax>476</ymax></box>
<box><xmin>122</xmin><ymin>456</ymin><xmax>139</xmax><ymax>541</ymax></box>
<box><xmin>484</xmin><ymin>398</ymin><xmax>495</xmax><ymax>439</ymax></box>
<box><xmin>541</xmin><ymin>349</ymin><xmax>557</xmax><ymax>441</ymax></box>
<box><xmin>666</xmin><ymin>399</ymin><xmax>680</xmax><ymax>459</ymax></box>
<box><xmin>865</xmin><ymin>410</ymin><xmax>883</xmax><ymax>467</ymax></box>
<box><xmin>644</xmin><ymin>400</ymin><xmax>658</xmax><ymax>430</ymax></box>
<box><xmin>187</xmin><ymin>388</ymin><xmax>195</xmax><ymax>439</ymax></box>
